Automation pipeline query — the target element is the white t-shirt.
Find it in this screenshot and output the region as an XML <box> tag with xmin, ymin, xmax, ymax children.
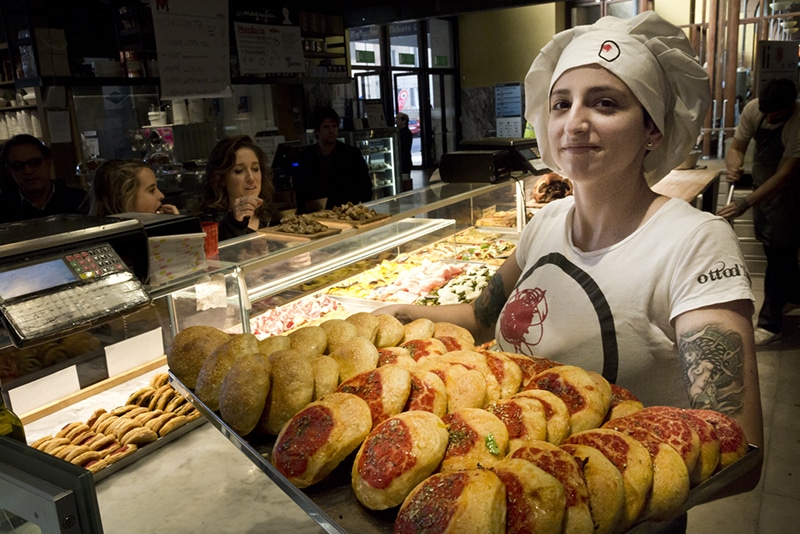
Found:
<box><xmin>495</xmin><ymin>196</ymin><xmax>753</xmax><ymax>407</ymax></box>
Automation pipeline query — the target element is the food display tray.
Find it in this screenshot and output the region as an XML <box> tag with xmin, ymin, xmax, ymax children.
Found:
<box><xmin>169</xmin><ymin>373</ymin><xmax>760</xmax><ymax>534</ymax></box>
<box><xmin>259</xmin><ymin>227</ymin><xmax>343</xmax><ymax>241</ymax></box>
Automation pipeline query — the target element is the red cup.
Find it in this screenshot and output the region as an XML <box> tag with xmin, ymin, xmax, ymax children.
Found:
<box><xmin>201</xmin><ymin>221</ymin><xmax>219</xmax><ymax>258</ymax></box>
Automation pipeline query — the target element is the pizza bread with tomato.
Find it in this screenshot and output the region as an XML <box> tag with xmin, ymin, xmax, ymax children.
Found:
<box><xmin>271</xmin><ymin>392</ymin><xmax>372</xmax><ymax>488</ymax></box>
<box><xmin>417</xmin><ymin>350</ymin><xmax>502</xmax><ymax>405</ymax></box>
<box><xmin>401</xmin><ymin>337</ymin><xmax>448</xmax><ymax>361</ymax></box>
<box><xmin>493</xmin><ymin>351</ymin><xmax>560</xmax><ymax>389</ymax></box>
<box><xmin>511</xmin><ymin>388</ymin><xmax>571</xmax><ymax>445</ymax></box>
<box><xmin>559</xmin><ymin>442</ymin><xmax>625</xmax><ymax>534</ymax></box>
<box><xmin>352</xmin><ymin>410</ymin><xmax>449</xmax><ymax>510</ymax></box>
<box><xmin>336</xmin><ymin>364</ymin><xmax>412</xmax><ymax>428</ymax></box>
<box><xmin>563</xmin><ymin>428</ymin><xmax>653</xmax><ymax>530</ymax></box>
<box><xmin>527</xmin><ymin>365</ymin><xmax>611</xmax><ymax>434</ymax></box>
<box><xmin>606</xmin><ymin>383</ymin><xmax>645</xmax><ymax>421</ymax></box>
<box><xmin>492</xmin><ymin>457</ymin><xmax>566</xmax><ymax>534</ymax></box>
<box><xmin>440</xmin><ymin>407</ymin><xmax>509</xmax><ymax>472</ymax></box>
<box><xmin>509</xmin><ymin>441</ymin><xmax>594</xmax><ymax>534</ymax></box>
<box><xmin>376</xmin><ymin>346</ymin><xmax>417</xmax><ymax>370</ymax></box>
<box><xmin>604</xmin><ymin>407</ymin><xmax>702</xmax><ymax>476</ymax></box>
<box><xmin>607</xmin><ymin>424</ymin><xmax>690</xmax><ymax>522</ymax></box>
<box><xmin>690</xmin><ymin>408</ymin><xmax>748</xmax><ymax>470</ymax></box>
<box><xmin>482</xmin><ymin>350</ymin><xmax>524</xmax><ymax>399</ymax></box>
<box><xmin>404</xmin><ymin>370</ymin><xmax>448</xmax><ymax>418</ymax></box>
<box><xmin>644</xmin><ymin>406</ymin><xmax>721</xmax><ymax>485</ymax></box>
<box><xmin>329</xmin><ymin>337</ymin><xmax>380</xmax><ymax>382</ymax></box>
<box><xmin>394</xmin><ymin>469</ymin><xmax>507</xmax><ymax>534</ymax></box>
<box><xmin>433</xmin><ymin>322</ymin><xmax>475</xmax><ymax>350</ymax></box>
<box><xmin>486</xmin><ymin>397</ymin><xmax>548</xmax><ymax>452</ymax></box>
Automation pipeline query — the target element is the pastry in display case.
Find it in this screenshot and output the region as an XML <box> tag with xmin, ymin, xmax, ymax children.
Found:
<box><xmin>342</xmin><ymin>128</ymin><xmax>401</xmax><ymax>198</ymax></box>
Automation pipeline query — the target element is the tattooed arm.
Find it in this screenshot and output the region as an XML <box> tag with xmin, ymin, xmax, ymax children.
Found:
<box><xmin>374</xmin><ymin>250</ymin><xmax>523</xmax><ymax>345</ymax></box>
<box><xmin>674</xmin><ymin>299</ymin><xmax>763</xmax><ymax>494</ymax></box>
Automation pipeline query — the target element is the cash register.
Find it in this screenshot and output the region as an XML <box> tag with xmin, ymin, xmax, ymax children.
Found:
<box><xmin>0</xmin><ymin>214</ymin><xmax>152</xmax><ymax>348</ymax></box>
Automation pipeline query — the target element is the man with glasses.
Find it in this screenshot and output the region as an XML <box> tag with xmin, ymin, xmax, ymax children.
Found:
<box><xmin>0</xmin><ymin>134</ymin><xmax>89</xmax><ymax>223</ymax></box>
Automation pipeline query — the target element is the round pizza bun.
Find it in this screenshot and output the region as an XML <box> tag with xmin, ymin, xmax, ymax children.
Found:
<box><xmin>401</xmin><ymin>337</ymin><xmax>448</xmax><ymax>361</ymax></box>
<box><xmin>272</xmin><ymin>392</ymin><xmax>372</xmax><ymax>489</ymax></box>
<box><xmin>260</xmin><ymin>349</ymin><xmax>315</xmax><ymax>435</ymax></box>
<box><xmin>486</xmin><ymin>397</ymin><xmax>547</xmax><ymax>452</ymax></box>
<box><xmin>563</xmin><ymin>428</ymin><xmax>654</xmax><ymax>531</ymax></box>
<box><xmin>528</xmin><ymin>365</ymin><xmax>610</xmax><ymax>433</ymax></box>
<box><xmin>607</xmin><ymin>424</ymin><xmax>689</xmax><ymax>522</ymax></box>
<box><xmin>374</xmin><ymin>314</ymin><xmax>405</xmax><ymax>348</ymax></box>
<box><xmin>604</xmin><ymin>407</ymin><xmax>702</xmax><ymax>476</ymax></box>
<box><xmin>352</xmin><ymin>410</ymin><xmax>448</xmax><ymax>510</ymax></box>
<box><xmin>337</xmin><ymin>365</ymin><xmax>412</xmax><ymax>427</ymax></box>
<box><xmin>443</xmin><ymin>364</ymin><xmax>488</xmax><ymax>412</ymax></box>
<box><xmin>319</xmin><ymin>319</ymin><xmax>359</xmax><ymax>354</ymax></box>
<box><xmin>394</xmin><ymin>469</ymin><xmax>506</xmax><ymax>534</ymax></box>
<box><xmin>404</xmin><ymin>370</ymin><xmax>448</xmax><ymax>418</ymax></box>
<box><xmin>402</xmin><ymin>317</ymin><xmax>436</xmax><ymax>341</ymax></box>
<box><xmin>329</xmin><ymin>337</ymin><xmax>380</xmax><ymax>382</ymax></box>
<box><xmin>509</xmin><ymin>441</ymin><xmax>594</xmax><ymax>534</ymax></box>
<box><xmin>482</xmin><ymin>351</ymin><xmax>523</xmax><ymax>399</ymax></box>
<box><xmin>441</xmin><ymin>408</ymin><xmax>509</xmax><ymax>472</ymax></box>
<box><xmin>166</xmin><ymin>325</ymin><xmax>229</xmax><ymax>389</ymax></box>
<box><xmin>258</xmin><ymin>335</ymin><xmax>291</xmax><ymax>357</ymax></box>
<box><xmin>645</xmin><ymin>406</ymin><xmax>721</xmax><ymax>485</ymax></box>
<box><xmin>492</xmin><ymin>457</ymin><xmax>566</xmax><ymax>534</ymax></box>
<box><xmin>436</xmin><ymin>335</ymin><xmax>474</xmax><ymax>352</ymax></box>
<box><xmin>219</xmin><ymin>352</ymin><xmax>272</xmax><ymax>436</ymax></box>
<box><xmin>433</xmin><ymin>322</ymin><xmax>475</xmax><ymax>348</ymax></box>
<box><xmin>560</xmin><ymin>442</ymin><xmax>625</xmax><ymax>534</ymax></box>
<box><xmin>195</xmin><ymin>333</ymin><xmax>259</xmax><ymax>412</ymax></box>
<box><xmin>689</xmin><ymin>409</ymin><xmax>748</xmax><ymax>470</ymax></box>
<box><xmin>607</xmin><ymin>383</ymin><xmax>645</xmax><ymax>421</ymax></box>
<box><xmin>511</xmin><ymin>389</ymin><xmax>571</xmax><ymax>445</ymax></box>
<box><xmin>491</xmin><ymin>351</ymin><xmax>560</xmax><ymax>389</ymax></box>
<box><xmin>376</xmin><ymin>347</ymin><xmax>417</xmax><ymax>370</ymax></box>
<box><xmin>310</xmin><ymin>355</ymin><xmax>340</xmax><ymax>400</ymax></box>
<box><xmin>417</xmin><ymin>350</ymin><xmax>502</xmax><ymax>405</ymax></box>
<box><xmin>345</xmin><ymin>312</ymin><xmax>380</xmax><ymax>343</ymax></box>
<box><xmin>288</xmin><ymin>325</ymin><xmax>328</xmax><ymax>356</ymax></box>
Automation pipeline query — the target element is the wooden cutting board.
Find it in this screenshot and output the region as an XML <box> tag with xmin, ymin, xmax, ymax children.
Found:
<box><xmin>259</xmin><ymin>226</ymin><xmax>343</xmax><ymax>241</ymax></box>
<box><xmin>311</xmin><ymin>213</ymin><xmax>391</xmax><ymax>229</ymax></box>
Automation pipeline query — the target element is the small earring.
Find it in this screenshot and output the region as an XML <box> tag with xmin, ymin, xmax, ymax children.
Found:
<box><xmin>646</xmin><ymin>139</ymin><xmax>654</xmax><ymax>148</ymax></box>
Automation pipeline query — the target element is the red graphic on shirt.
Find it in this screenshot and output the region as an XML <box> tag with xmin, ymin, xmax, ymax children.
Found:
<box><xmin>500</xmin><ymin>287</ymin><xmax>548</xmax><ymax>355</ymax></box>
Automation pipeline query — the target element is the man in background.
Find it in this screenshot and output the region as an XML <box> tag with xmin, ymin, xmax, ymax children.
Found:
<box><xmin>295</xmin><ymin>107</ymin><xmax>372</xmax><ymax>213</ymax></box>
<box><xmin>0</xmin><ymin>134</ymin><xmax>88</xmax><ymax>223</ymax></box>
<box><xmin>718</xmin><ymin>78</ymin><xmax>800</xmax><ymax>345</ymax></box>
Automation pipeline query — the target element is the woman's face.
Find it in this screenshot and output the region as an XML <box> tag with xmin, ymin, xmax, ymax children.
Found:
<box><xmin>132</xmin><ymin>167</ymin><xmax>165</xmax><ymax>213</ymax></box>
<box><xmin>225</xmin><ymin>147</ymin><xmax>262</xmax><ymax>203</ymax></box>
<box><xmin>547</xmin><ymin>65</ymin><xmax>660</xmax><ymax>181</ymax></box>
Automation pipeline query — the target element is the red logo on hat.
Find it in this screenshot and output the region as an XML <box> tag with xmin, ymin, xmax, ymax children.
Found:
<box><xmin>598</xmin><ymin>40</ymin><xmax>621</xmax><ymax>62</ymax></box>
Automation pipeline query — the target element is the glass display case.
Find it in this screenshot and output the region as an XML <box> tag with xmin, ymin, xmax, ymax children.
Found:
<box><xmin>343</xmin><ymin>128</ymin><xmax>401</xmax><ymax>199</ymax></box>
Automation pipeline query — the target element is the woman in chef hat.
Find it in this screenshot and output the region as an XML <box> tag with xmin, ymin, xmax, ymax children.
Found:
<box><xmin>380</xmin><ymin>11</ymin><xmax>762</xmax><ymax>502</ymax></box>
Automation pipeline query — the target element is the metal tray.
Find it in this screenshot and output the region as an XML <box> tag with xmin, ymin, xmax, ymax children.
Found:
<box><xmin>169</xmin><ymin>373</ymin><xmax>760</xmax><ymax>534</ymax></box>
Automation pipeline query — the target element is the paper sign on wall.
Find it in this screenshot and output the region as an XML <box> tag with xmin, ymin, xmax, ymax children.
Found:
<box><xmin>150</xmin><ymin>0</ymin><xmax>231</xmax><ymax>99</ymax></box>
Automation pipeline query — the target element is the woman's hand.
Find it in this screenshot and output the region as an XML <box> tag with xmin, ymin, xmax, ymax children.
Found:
<box><xmin>157</xmin><ymin>204</ymin><xmax>180</xmax><ymax>215</ymax></box>
<box><xmin>231</xmin><ymin>195</ymin><xmax>264</xmax><ymax>222</ymax></box>
<box><xmin>716</xmin><ymin>198</ymin><xmax>749</xmax><ymax>221</ymax></box>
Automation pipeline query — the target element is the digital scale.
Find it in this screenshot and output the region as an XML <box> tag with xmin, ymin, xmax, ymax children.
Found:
<box><xmin>0</xmin><ymin>214</ymin><xmax>152</xmax><ymax>348</ymax></box>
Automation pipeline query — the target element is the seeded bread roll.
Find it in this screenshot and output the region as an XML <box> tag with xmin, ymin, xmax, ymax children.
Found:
<box><xmin>219</xmin><ymin>352</ymin><xmax>272</xmax><ymax>436</ymax></box>
<box><xmin>319</xmin><ymin>319</ymin><xmax>359</xmax><ymax>354</ymax></box>
<box><xmin>374</xmin><ymin>314</ymin><xmax>405</xmax><ymax>348</ymax></box>
<box><xmin>195</xmin><ymin>333</ymin><xmax>259</xmax><ymax>411</ymax></box>
<box><xmin>288</xmin><ymin>326</ymin><xmax>327</xmax><ymax>356</ymax></box>
<box><xmin>167</xmin><ymin>325</ymin><xmax>229</xmax><ymax>388</ymax></box>
<box><xmin>258</xmin><ymin>335</ymin><xmax>291</xmax><ymax>357</ymax></box>
<box><xmin>345</xmin><ymin>312</ymin><xmax>379</xmax><ymax>343</ymax></box>
<box><xmin>259</xmin><ymin>349</ymin><xmax>315</xmax><ymax>435</ymax></box>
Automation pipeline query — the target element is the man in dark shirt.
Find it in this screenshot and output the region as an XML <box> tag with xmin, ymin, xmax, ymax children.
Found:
<box><xmin>0</xmin><ymin>134</ymin><xmax>88</xmax><ymax>223</ymax></box>
<box><xmin>295</xmin><ymin>107</ymin><xmax>372</xmax><ymax>213</ymax></box>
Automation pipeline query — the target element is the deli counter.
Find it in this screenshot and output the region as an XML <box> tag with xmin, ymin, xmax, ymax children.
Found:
<box><xmin>0</xmin><ymin>176</ymin><xmax>531</xmax><ymax>533</ymax></box>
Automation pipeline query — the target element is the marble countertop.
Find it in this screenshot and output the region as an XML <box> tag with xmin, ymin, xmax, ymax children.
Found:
<box><xmin>23</xmin><ymin>366</ymin><xmax>325</xmax><ymax>534</ymax></box>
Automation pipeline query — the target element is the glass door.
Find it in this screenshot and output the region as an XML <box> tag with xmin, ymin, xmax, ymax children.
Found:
<box><xmin>428</xmin><ymin>73</ymin><xmax>457</xmax><ymax>166</ymax></box>
<box><xmin>393</xmin><ymin>72</ymin><xmax>422</xmax><ymax>168</ymax></box>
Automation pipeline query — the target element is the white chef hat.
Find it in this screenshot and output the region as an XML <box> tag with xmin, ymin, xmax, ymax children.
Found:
<box><xmin>524</xmin><ymin>11</ymin><xmax>710</xmax><ymax>183</ymax></box>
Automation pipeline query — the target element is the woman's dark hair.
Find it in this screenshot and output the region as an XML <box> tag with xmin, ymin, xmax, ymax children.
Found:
<box><xmin>200</xmin><ymin>135</ymin><xmax>274</xmax><ymax>218</ymax></box>
<box><xmin>758</xmin><ymin>78</ymin><xmax>798</xmax><ymax>114</ymax></box>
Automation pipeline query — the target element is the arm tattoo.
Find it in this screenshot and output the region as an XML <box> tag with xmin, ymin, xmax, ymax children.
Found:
<box><xmin>678</xmin><ymin>324</ymin><xmax>745</xmax><ymax>415</ymax></box>
<box><xmin>473</xmin><ymin>272</ymin><xmax>508</xmax><ymax>330</ymax></box>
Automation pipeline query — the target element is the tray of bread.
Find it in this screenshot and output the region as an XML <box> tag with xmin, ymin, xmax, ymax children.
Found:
<box><xmin>29</xmin><ymin>372</ymin><xmax>205</xmax><ymax>482</ymax></box>
<box><xmin>260</xmin><ymin>214</ymin><xmax>343</xmax><ymax>241</ymax></box>
<box><xmin>166</xmin><ymin>315</ymin><xmax>759</xmax><ymax>534</ymax></box>
<box><xmin>310</xmin><ymin>203</ymin><xmax>391</xmax><ymax>229</ymax></box>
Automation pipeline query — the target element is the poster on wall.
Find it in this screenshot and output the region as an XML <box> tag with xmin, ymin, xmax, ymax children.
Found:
<box><xmin>495</xmin><ymin>82</ymin><xmax>523</xmax><ymax>138</ymax></box>
<box><xmin>149</xmin><ymin>0</ymin><xmax>231</xmax><ymax>99</ymax></box>
<box><xmin>232</xmin><ymin>4</ymin><xmax>305</xmax><ymax>75</ymax></box>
